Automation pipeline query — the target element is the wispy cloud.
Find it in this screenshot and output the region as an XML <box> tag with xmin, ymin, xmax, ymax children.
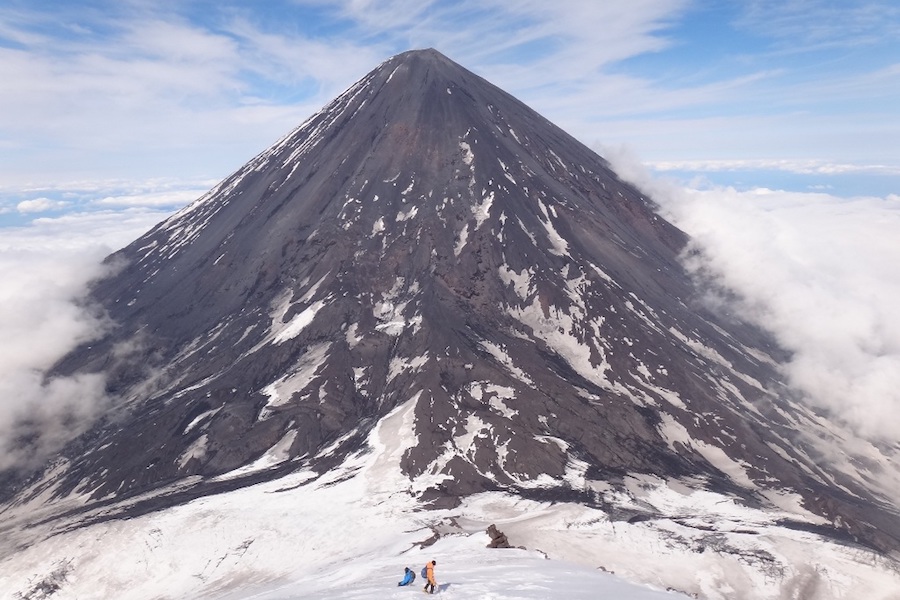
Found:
<box><xmin>649</xmin><ymin>158</ymin><xmax>900</xmax><ymax>177</ymax></box>
<box><xmin>0</xmin><ymin>5</ymin><xmax>377</xmax><ymax>187</ymax></box>
<box><xmin>736</xmin><ymin>0</ymin><xmax>900</xmax><ymax>50</ymax></box>
<box><xmin>0</xmin><ymin>1</ymin><xmax>699</xmax><ymax>182</ymax></box>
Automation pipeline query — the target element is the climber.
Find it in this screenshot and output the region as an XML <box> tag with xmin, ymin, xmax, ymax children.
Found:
<box><xmin>423</xmin><ymin>560</ymin><xmax>437</xmax><ymax>594</ymax></box>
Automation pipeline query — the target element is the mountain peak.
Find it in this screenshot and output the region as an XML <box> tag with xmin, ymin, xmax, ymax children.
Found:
<box><xmin>383</xmin><ymin>47</ymin><xmax>465</xmax><ymax>74</ymax></box>
<box><xmin>391</xmin><ymin>47</ymin><xmax>451</xmax><ymax>62</ymax></box>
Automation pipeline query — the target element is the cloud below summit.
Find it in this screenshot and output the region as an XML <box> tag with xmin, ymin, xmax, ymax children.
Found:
<box><xmin>0</xmin><ymin>211</ymin><xmax>168</xmax><ymax>471</ymax></box>
<box><xmin>676</xmin><ymin>189</ymin><xmax>900</xmax><ymax>440</ymax></box>
<box><xmin>0</xmin><ymin>246</ymin><xmax>110</xmax><ymax>470</ymax></box>
<box><xmin>608</xmin><ymin>147</ymin><xmax>900</xmax><ymax>441</ymax></box>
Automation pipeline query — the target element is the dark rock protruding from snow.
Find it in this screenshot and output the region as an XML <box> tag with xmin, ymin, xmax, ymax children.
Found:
<box><xmin>9</xmin><ymin>48</ymin><xmax>898</xmax><ymax>557</ymax></box>
<box><xmin>486</xmin><ymin>524</ymin><xmax>511</xmax><ymax>549</ymax></box>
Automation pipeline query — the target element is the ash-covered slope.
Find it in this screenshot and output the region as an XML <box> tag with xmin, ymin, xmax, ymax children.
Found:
<box><xmin>14</xmin><ymin>49</ymin><xmax>899</xmax><ymax>556</ymax></box>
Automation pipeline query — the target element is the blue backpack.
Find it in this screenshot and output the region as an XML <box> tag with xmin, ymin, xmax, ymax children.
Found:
<box><xmin>421</xmin><ymin>566</ymin><xmax>427</xmax><ymax>579</ymax></box>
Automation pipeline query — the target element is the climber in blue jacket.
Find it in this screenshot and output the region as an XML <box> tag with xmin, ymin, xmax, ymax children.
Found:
<box><xmin>398</xmin><ymin>566</ymin><xmax>415</xmax><ymax>586</ymax></box>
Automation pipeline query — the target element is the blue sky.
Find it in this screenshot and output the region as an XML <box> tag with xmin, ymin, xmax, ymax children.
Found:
<box><xmin>0</xmin><ymin>0</ymin><xmax>898</xmax><ymax>228</ymax></box>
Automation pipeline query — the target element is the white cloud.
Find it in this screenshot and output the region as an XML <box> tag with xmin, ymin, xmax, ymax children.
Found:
<box><xmin>607</xmin><ymin>146</ymin><xmax>900</xmax><ymax>441</ymax></box>
<box><xmin>648</xmin><ymin>158</ymin><xmax>900</xmax><ymax>177</ymax></box>
<box><xmin>0</xmin><ymin>1</ymin><xmax>705</xmax><ymax>186</ymax></box>
<box><xmin>0</xmin><ymin>371</ymin><xmax>108</xmax><ymax>472</ymax></box>
<box><xmin>0</xmin><ymin>9</ymin><xmax>373</xmax><ymax>186</ymax></box>
<box><xmin>92</xmin><ymin>189</ymin><xmax>205</xmax><ymax>208</ymax></box>
<box><xmin>0</xmin><ymin>243</ymin><xmax>110</xmax><ymax>470</ymax></box>
<box><xmin>678</xmin><ymin>189</ymin><xmax>900</xmax><ymax>439</ymax></box>
<box><xmin>320</xmin><ymin>0</ymin><xmax>692</xmax><ymax>109</ymax></box>
<box><xmin>735</xmin><ymin>0</ymin><xmax>900</xmax><ymax>50</ymax></box>
<box><xmin>1</xmin><ymin>1</ymin><xmax>897</xmax><ymax>193</ymax></box>
<box><xmin>1</xmin><ymin>178</ymin><xmax>209</xmax><ymax>232</ymax></box>
<box><xmin>0</xmin><ymin>209</ymin><xmax>174</xmax><ymax>471</ymax></box>
<box><xmin>16</xmin><ymin>198</ymin><xmax>70</xmax><ymax>213</ymax></box>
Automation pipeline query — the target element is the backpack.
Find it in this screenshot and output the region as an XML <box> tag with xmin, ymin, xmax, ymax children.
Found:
<box><xmin>421</xmin><ymin>566</ymin><xmax>427</xmax><ymax>579</ymax></box>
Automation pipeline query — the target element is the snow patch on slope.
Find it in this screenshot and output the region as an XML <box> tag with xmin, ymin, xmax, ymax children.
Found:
<box><xmin>498</xmin><ymin>264</ymin><xmax>533</xmax><ymax>300</ymax></box>
<box><xmin>538</xmin><ymin>200</ymin><xmax>569</xmax><ymax>256</ymax></box>
<box><xmin>274</xmin><ymin>300</ymin><xmax>326</xmax><ymax>344</ymax></box>
<box><xmin>657</xmin><ymin>413</ymin><xmax>756</xmax><ymax>489</ymax></box>
<box><xmin>468</xmin><ymin>381</ymin><xmax>518</xmax><ymax>419</ymax></box>
<box><xmin>479</xmin><ymin>339</ymin><xmax>534</xmax><ymax>386</ymax></box>
<box><xmin>507</xmin><ymin>296</ymin><xmax>627</xmax><ymax>397</ymax></box>
<box><xmin>473</xmin><ymin>189</ymin><xmax>494</xmax><ymax>229</ymax></box>
<box><xmin>259</xmin><ymin>342</ymin><xmax>332</xmax><ymax>417</ymax></box>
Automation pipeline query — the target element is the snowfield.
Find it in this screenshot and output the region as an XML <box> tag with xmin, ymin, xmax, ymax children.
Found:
<box><xmin>238</xmin><ymin>537</ymin><xmax>684</xmax><ymax>600</ymax></box>
<box><xmin>1</xmin><ymin>392</ymin><xmax>898</xmax><ymax>599</ymax></box>
<box><xmin>0</xmin><ymin>399</ymin><xmax>684</xmax><ymax>600</ymax></box>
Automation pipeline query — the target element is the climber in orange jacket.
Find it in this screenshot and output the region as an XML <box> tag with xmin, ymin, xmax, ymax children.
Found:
<box><xmin>423</xmin><ymin>560</ymin><xmax>437</xmax><ymax>594</ymax></box>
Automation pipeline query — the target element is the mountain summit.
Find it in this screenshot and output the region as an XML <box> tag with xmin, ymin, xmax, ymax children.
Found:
<box><xmin>5</xmin><ymin>49</ymin><xmax>899</xmax><ymax>597</ymax></box>
<box><xmin>53</xmin><ymin>48</ymin><xmax>704</xmax><ymax>498</ymax></box>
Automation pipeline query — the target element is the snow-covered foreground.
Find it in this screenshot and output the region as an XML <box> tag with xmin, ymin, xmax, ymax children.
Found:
<box><xmin>0</xmin><ymin>397</ymin><xmax>682</xmax><ymax>600</ymax></box>
<box><xmin>1</xmin><ymin>399</ymin><xmax>898</xmax><ymax>599</ymax></box>
<box><xmin>0</xmin><ymin>473</ymin><xmax>685</xmax><ymax>600</ymax></box>
<box><xmin>238</xmin><ymin>536</ymin><xmax>682</xmax><ymax>600</ymax></box>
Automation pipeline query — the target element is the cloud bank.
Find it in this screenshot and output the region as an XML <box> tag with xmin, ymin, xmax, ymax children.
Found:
<box><xmin>0</xmin><ymin>246</ymin><xmax>110</xmax><ymax>471</ymax></box>
<box><xmin>0</xmin><ymin>210</ymin><xmax>169</xmax><ymax>472</ymax></box>
<box><xmin>677</xmin><ymin>189</ymin><xmax>900</xmax><ymax>441</ymax></box>
<box><xmin>608</xmin><ymin>147</ymin><xmax>900</xmax><ymax>441</ymax></box>
<box><xmin>648</xmin><ymin>158</ymin><xmax>900</xmax><ymax>177</ymax></box>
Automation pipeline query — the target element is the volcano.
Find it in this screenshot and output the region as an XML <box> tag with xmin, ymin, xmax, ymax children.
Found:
<box><xmin>3</xmin><ymin>49</ymin><xmax>899</xmax><ymax>598</ymax></box>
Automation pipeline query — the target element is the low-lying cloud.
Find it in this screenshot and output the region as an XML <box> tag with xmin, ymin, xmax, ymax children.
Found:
<box><xmin>0</xmin><ymin>210</ymin><xmax>169</xmax><ymax>472</ymax></box>
<box><xmin>0</xmin><ymin>246</ymin><xmax>111</xmax><ymax>471</ymax></box>
<box><xmin>608</xmin><ymin>147</ymin><xmax>900</xmax><ymax>441</ymax></box>
<box><xmin>676</xmin><ymin>188</ymin><xmax>900</xmax><ymax>441</ymax></box>
<box><xmin>648</xmin><ymin>158</ymin><xmax>900</xmax><ymax>177</ymax></box>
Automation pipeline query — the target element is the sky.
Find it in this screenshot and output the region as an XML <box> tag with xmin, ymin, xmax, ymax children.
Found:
<box><xmin>1</xmin><ymin>0</ymin><xmax>898</xmax><ymax>222</ymax></box>
<box><xmin>0</xmin><ymin>2</ymin><xmax>899</xmax><ymax>465</ymax></box>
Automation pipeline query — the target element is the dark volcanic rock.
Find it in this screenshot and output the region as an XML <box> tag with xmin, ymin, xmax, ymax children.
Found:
<box><xmin>11</xmin><ymin>49</ymin><xmax>898</xmax><ymax>555</ymax></box>
<box><xmin>486</xmin><ymin>524</ymin><xmax>511</xmax><ymax>548</ymax></box>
